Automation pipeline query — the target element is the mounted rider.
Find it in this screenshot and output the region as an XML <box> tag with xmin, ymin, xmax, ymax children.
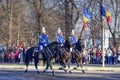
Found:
<box><xmin>69</xmin><ymin>29</ymin><xmax>77</xmax><ymax>45</ymax></box>
<box><xmin>54</xmin><ymin>27</ymin><xmax>65</xmax><ymax>56</ymax></box>
<box><xmin>55</xmin><ymin>27</ymin><xmax>65</xmax><ymax>46</ymax></box>
<box><xmin>38</xmin><ymin>27</ymin><xmax>50</xmax><ymax>51</ymax></box>
<box><xmin>69</xmin><ymin>29</ymin><xmax>77</xmax><ymax>63</ymax></box>
<box><xmin>69</xmin><ymin>29</ymin><xmax>77</xmax><ymax>51</ymax></box>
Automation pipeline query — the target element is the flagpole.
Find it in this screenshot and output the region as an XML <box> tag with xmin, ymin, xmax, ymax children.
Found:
<box><xmin>100</xmin><ymin>0</ymin><xmax>105</xmax><ymax>67</ymax></box>
<box><xmin>101</xmin><ymin>16</ymin><xmax>105</xmax><ymax>67</ymax></box>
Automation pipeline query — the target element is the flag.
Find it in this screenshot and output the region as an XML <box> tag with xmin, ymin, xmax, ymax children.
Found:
<box><xmin>83</xmin><ymin>8</ymin><xmax>92</xmax><ymax>19</ymax></box>
<box><xmin>100</xmin><ymin>4</ymin><xmax>106</xmax><ymax>17</ymax></box>
<box><xmin>83</xmin><ymin>15</ymin><xmax>88</xmax><ymax>23</ymax></box>
<box><xmin>83</xmin><ymin>15</ymin><xmax>88</xmax><ymax>29</ymax></box>
<box><xmin>100</xmin><ymin>4</ymin><xmax>111</xmax><ymax>23</ymax></box>
<box><xmin>83</xmin><ymin>9</ymin><xmax>92</xmax><ymax>29</ymax></box>
<box><xmin>106</xmin><ymin>10</ymin><xmax>111</xmax><ymax>23</ymax></box>
<box><xmin>83</xmin><ymin>21</ymin><xmax>87</xmax><ymax>29</ymax></box>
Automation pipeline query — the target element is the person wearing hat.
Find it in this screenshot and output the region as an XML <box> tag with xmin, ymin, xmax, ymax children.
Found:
<box><xmin>38</xmin><ymin>27</ymin><xmax>50</xmax><ymax>51</ymax></box>
<box><xmin>55</xmin><ymin>27</ymin><xmax>65</xmax><ymax>45</ymax></box>
<box><xmin>69</xmin><ymin>29</ymin><xmax>77</xmax><ymax>45</ymax></box>
<box><xmin>69</xmin><ymin>29</ymin><xmax>77</xmax><ymax>64</ymax></box>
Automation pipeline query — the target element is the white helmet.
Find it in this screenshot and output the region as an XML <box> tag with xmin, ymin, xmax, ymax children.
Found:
<box><xmin>42</xmin><ymin>27</ymin><xmax>46</xmax><ymax>33</ymax></box>
<box><xmin>57</xmin><ymin>27</ymin><xmax>61</xmax><ymax>34</ymax></box>
<box><xmin>71</xmin><ymin>29</ymin><xmax>75</xmax><ymax>35</ymax></box>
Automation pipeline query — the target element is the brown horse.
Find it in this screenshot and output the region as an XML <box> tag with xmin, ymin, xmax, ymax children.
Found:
<box><xmin>72</xmin><ymin>39</ymin><xmax>85</xmax><ymax>73</ymax></box>
<box><xmin>56</xmin><ymin>39</ymin><xmax>73</xmax><ymax>73</ymax></box>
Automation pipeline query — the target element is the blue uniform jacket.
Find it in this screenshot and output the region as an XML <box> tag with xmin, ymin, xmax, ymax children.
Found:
<box><xmin>55</xmin><ymin>34</ymin><xmax>65</xmax><ymax>44</ymax></box>
<box><xmin>39</xmin><ymin>33</ymin><xmax>50</xmax><ymax>47</ymax></box>
<box><xmin>69</xmin><ymin>36</ymin><xmax>77</xmax><ymax>44</ymax></box>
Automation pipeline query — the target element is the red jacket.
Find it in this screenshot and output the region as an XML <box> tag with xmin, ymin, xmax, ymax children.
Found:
<box><xmin>97</xmin><ymin>51</ymin><xmax>102</xmax><ymax>57</ymax></box>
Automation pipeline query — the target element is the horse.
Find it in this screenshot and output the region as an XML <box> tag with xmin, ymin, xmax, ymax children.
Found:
<box><xmin>24</xmin><ymin>46</ymin><xmax>40</xmax><ymax>74</ymax></box>
<box><xmin>24</xmin><ymin>41</ymin><xmax>61</xmax><ymax>75</ymax></box>
<box><xmin>41</xmin><ymin>41</ymin><xmax>62</xmax><ymax>76</ymax></box>
<box><xmin>56</xmin><ymin>38</ymin><xmax>74</xmax><ymax>73</ymax></box>
<box><xmin>72</xmin><ymin>39</ymin><xmax>85</xmax><ymax>73</ymax></box>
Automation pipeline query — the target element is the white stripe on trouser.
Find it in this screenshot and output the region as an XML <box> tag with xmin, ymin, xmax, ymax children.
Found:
<box><xmin>70</xmin><ymin>48</ymin><xmax>72</xmax><ymax>52</ymax></box>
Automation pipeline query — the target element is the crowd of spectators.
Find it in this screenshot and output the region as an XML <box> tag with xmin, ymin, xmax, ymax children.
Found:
<box><xmin>82</xmin><ymin>46</ymin><xmax>120</xmax><ymax>65</ymax></box>
<box><xmin>0</xmin><ymin>44</ymin><xmax>26</xmax><ymax>63</ymax></box>
<box><xmin>3</xmin><ymin>48</ymin><xmax>26</xmax><ymax>63</ymax></box>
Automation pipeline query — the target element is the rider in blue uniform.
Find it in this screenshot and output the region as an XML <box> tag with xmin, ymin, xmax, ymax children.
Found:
<box><xmin>69</xmin><ymin>29</ymin><xmax>77</xmax><ymax>45</ymax></box>
<box><xmin>69</xmin><ymin>29</ymin><xmax>77</xmax><ymax>63</ymax></box>
<box><xmin>55</xmin><ymin>27</ymin><xmax>65</xmax><ymax>45</ymax></box>
<box><xmin>38</xmin><ymin>27</ymin><xmax>50</xmax><ymax>51</ymax></box>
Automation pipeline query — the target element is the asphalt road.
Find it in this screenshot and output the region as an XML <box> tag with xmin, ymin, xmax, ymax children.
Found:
<box><xmin>0</xmin><ymin>69</ymin><xmax>120</xmax><ymax>80</ymax></box>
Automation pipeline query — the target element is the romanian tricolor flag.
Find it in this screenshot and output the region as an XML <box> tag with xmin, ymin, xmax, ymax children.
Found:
<box><xmin>83</xmin><ymin>8</ymin><xmax>92</xmax><ymax>29</ymax></box>
<box><xmin>83</xmin><ymin>15</ymin><xmax>88</xmax><ymax>29</ymax></box>
<box><xmin>100</xmin><ymin>4</ymin><xmax>111</xmax><ymax>23</ymax></box>
<box><xmin>106</xmin><ymin>10</ymin><xmax>111</xmax><ymax>23</ymax></box>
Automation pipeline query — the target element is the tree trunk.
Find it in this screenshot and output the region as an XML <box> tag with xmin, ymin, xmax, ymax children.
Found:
<box><xmin>38</xmin><ymin>0</ymin><xmax>44</xmax><ymax>35</ymax></box>
<box><xmin>65</xmin><ymin>0</ymin><xmax>70</xmax><ymax>39</ymax></box>
<box><xmin>8</xmin><ymin>0</ymin><xmax>13</xmax><ymax>48</ymax></box>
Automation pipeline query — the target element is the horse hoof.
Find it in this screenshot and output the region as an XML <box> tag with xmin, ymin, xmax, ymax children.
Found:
<box><xmin>69</xmin><ymin>71</ymin><xmax>72</xmax><ymax>74</ymax></box>
<box><xmin>82</xmin><ymin>70</ymin><xmax>85</xmax><ymax>74</ymax></box>
<box><xmin>64</xmin><ymin>70</ymin><xmax>67</xmax><ymax>73</ymax></box>
<box><xmin>59</xmin><ymin>67</ymin><xmax>63</xmax><ymax>70</ymax></box>
<box><xmin>37</xmin><ymin>71</ymin><xmax>40</xmax><ymax>74</ymax></box>
<box><xmin>42</xmin><ymin>70</ymin><xmax>45</xmax><ymax>73</ymax></box>
<box><xmin>52</xmin><ymin>72</ymin><xmax>55</xmax><ymax>76</ymax></box>
<box><xmin>24</xmin><ymin>70</ymin><xmax>28</xmax><ymax>73</ymax></box>
<box><xmin>73</xmin><ymin>67</ymin><xmax>77</xmax><ymax>70</ymax></box>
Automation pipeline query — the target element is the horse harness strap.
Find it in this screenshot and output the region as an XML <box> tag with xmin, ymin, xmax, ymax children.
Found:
<box><xmin>47</xmin><ymin>47</ymin><xmax>53</xmax><ymax>57</ymax></box>
<box><xmin>76</xmin><ymin>49</ymin><xmax>82</xmax><ymax>56</ymax></box>
<box><xmin>63</xmin><ymin>48</ymin><xmax>70</xmax><ymax>56</ymax></box>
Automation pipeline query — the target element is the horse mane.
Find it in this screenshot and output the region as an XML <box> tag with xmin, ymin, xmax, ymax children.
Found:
<box><xmin>47</xmin><ymin>41</ymin><xmax>59</xmax><ymax>46</ymax></box>
<box><xmin>64</xmin><ymin>39</ymin><xmax>71</xmax><ymax>49</ymax></box>
<box><xmin>75</xmin><ymin>39</ymin><xmax>82</xmax><ymax>52</ymax></box>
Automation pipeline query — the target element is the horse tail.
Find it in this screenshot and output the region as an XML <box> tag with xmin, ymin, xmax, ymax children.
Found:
<box><xmin>24</xmin><ymin>54</ymin><xmax>28</xmax><ymax>65</ymax></box>
<box><xmin>24</xmin><ymin>51</ymin><xmax>30</xmax><ymax>65</ymax></box>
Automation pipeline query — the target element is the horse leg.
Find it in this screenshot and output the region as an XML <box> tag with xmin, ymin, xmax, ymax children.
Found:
<box><xmin>34</xmin><ymin>58</ymin><xmax>40</xmax><ymax>74</ymax></box>
<box><xmin>62</xmin><ymin>60</ymin><xmax>67</xmax><ymax>73</ymax></box>
<box><xmin>67</xmin><ymin>62</ymin><xmax>72</xmax><ymax>74</ymax></box>
<box><xmin>67</xmin><ymin>59</ymin><xmax>72</xmax><ymax>74</ymax></box>
<box><xmin>24</xmin><ymin>60</ymin><xmax>29</xmax><ymax>73</ymax></box>
<box><xmin>80</xmin><ymin>60</ymin><xmax>85</xmax><ymax>74</ymax></box>
<box><xmin>49</xmin><ymin>61</ymin><xmax>55</xmax><ymax>76</ymax></box>
<box><xmin>43</xmin><ymin>59</ymin><xmax>49</xmax><ymax>73</ymax></box>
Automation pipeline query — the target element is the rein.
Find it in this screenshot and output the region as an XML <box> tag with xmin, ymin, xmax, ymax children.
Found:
<box><xmin>46</xmin><ymin>47</ymin><xmax>53</xmax><ymax>57</ymax></box>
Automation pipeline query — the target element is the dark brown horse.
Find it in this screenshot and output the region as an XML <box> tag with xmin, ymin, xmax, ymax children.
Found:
<box><xmin>56</xmin><ymin>39</ymin><xmax>74</xmax><ymax>73</ymax></box>
<box><xmin>41</xmin><ymin>41</ymin><xmax>62</xmax><ymax>76</ymax></box>
<box><xmin>72</xmin><ymin>39</ymin><xmax>85</xmax><ymax>73</ymax></box>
